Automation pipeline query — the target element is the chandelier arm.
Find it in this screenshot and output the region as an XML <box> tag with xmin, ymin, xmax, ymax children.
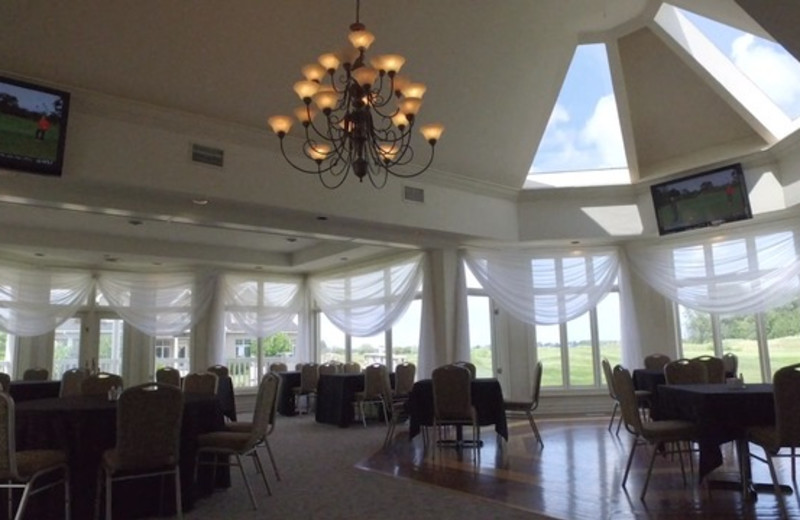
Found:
<box><xmin>319</xmin><ymin>162</ymin><xmax>351</xmax><ymax>189</ymax></box>
<box><xmin>366</xmin><ymin>165</ymin><xmax>388</xmax><ymax>189</ymax></box>
<box><xmin>384</xmin><ymin>145</ymin><xmax>436</xmax><ymax>178</ymax></box>
<box><xmin>278</xmin><ymin>137</ymin><xmax>345</xmax><ymax>176</ymax></box>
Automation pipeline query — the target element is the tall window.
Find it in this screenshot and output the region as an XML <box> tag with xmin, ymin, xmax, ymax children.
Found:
<box><xmin>0</xmin><ymin>330</ymin><xmax>11</xmax><ymax>375</ymax></box>
<box><xmin>53</xmin><ymin>317</ymin><xmax>81</xmax><ymax>378</ymax></box>
<box><xmin>465</xmin><ymin>268</ymin><xmax>494</xmax><ymax>379</ymax></box>
<box><xmin>223</xmin><ymin>328</ymin><xmax>297</xmax><ymax>388</ymax></box>
<box><xmin>154</xmin><ymin>332</ymin><xmax>190</xmax><ymax>375</ymax></box>
<box><xmin>98</xmin><ymin>317</ymin><xmax>124</xmax><ymax>374</ymax></box>
<box><xmin>317</xmin><ymin>298</ymin><xmax>421</xmax><ymax>371</ymax></box>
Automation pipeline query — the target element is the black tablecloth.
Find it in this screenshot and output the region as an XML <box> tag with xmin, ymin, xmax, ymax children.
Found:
<box><xmin>11</xmin><ymin>393</ymin><xmax>228</xmax><ymax>519</ymax></box>
<box><xmin>632</xmin><ymin>369</ymin><xmax>665</xmax><ymax>393</ymax></box>
<box><xmin>653</xmin><ymin>383</ymin><xmax>774</xmax><ymax>479</ymax></box>
<box><xmin>277</xmin><ymin>371</ymin><xmax>301</xmax><ymax>416</ymax></box>
<box><xmin>9</xmin><ymin>380</ymin><xmax>61</xmax><ymax>401</ymax></box>
<box><xmin>315</xmin><ymin>373</ymin><xmax>396</xmax><ymax>427</ymax></box>
<box><xmin>407</xmin><ymin>378</ymin><xmax>508</xmax><ymax>440</ymax></box>
<box><xmin>216</xmin><ymin>375</ymin><xmax>237</xmax><ymax>421</ymax></box>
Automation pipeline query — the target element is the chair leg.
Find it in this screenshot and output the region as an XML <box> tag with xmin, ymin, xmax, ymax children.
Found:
<box><xmin>105</xmin><ymin>470</ymin><xmax>112</xmax><ymax>520</ymax></box>
<box><xmin>641</xmin><ymin>443</ymin><xmax>659</xmax><ymax>500</ymax></box>
<box><xmin>251</xmin><ymin>451</ymin><xmax>271</xmax><ymax>496</ymax></box>
<box><xmin>622</xmin><ymin>437</ymin><xmax>639</xmax><ymax>488</ymax></box>
<box><xmin>237</xmin><ymin>454</ymin><xmax>258</xmax><ymax>510</ymax></box>
<box><xmin>264</xmin><ymin>438</ymin><xmax>281</xmax><ymax>481</ymax></box>
<box><xmin>13</xmin><ymin>483</ymin><xmax>31</xmax><ymax>520</ymax></box>
<box><xmin>526</xmin><ymin>411</ymin><xmax>544</xmax><ymax>449</ymax></box>
<box><xmin>175</xmin><ymin>468</ymin><xmax>183</xmax><ymax>520</ymax></box>
<box><xmin>64</xmin><ymin>468</ymin><xmax>71</xmax><ymax>520</ymax></box>
<box><xmin>764</xmin><ymin>448</ymin><xmax>782</xmax><ymax>496</ymax></box>
<box><xmin>608</xmin><ymin>401</ymin><xmax>618</xmax><ymax>432</ymax></box>
<box><xmin>793</xmin><ymin>447</ymin><xmax>796</xmax><ymax>482</ymax></box>
<box><xmin>359</xmin><ymin>401</ymin><xmax>367</xmax><ymax>428</ymax></box>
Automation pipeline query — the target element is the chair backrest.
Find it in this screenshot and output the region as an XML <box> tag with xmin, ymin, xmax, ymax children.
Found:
<box><xmin>206</xmin><ymin>364</ymin><xmax>229</xmax><ymax>379</ymax></box>
<box><xmin>0</xmin><ymin>373</ymin><xmax>10</xmax><ymax>393</ymax></box>
<box><xmin>363</xmin><ymin>364</ymin><xmax>388</xmax><ymax>400</ymax></box>
<box><xmin>664</xmin><ymin>358</ymin><xmax>708</xmax><ymax>384</ymax></box>
<box><xmin>82</xmin><ymin>372</ymin><xmax>124</xmax><ymax>396</ymax></box>
<box><xmin>59</xmin><ymin>368</ymin><xmax>88</xmax><ymax>397</ymax></box>
<box><xmin>343</xmin><ymin>362</ymin><xmax>361</xmax><ymax>374</ymax></box>
<box><xmin>183</xmin><ymin>372</ymin><xmax>218</xmax><ymax>395</ymax></box>
<box><xmin>318</xmin><ymin>362</ymin><xmax>339</xmax><ymax>376</ymax></box>
<box><xmin>643</xmin><ymin>354</ymin><xmax>671</xmax><ymax>371</ymax></box>
<box><xmin>250</xmin><ymin>373</ymin><xmax>280</xmax><ymax>445</ymax></box>
<box><xmin>530</xmin><ymin>360</ymin><xmax>543</xmax><ymax>409</ymax></box>
<box><xmin>722</xmin><ymin>353</ymin><xmax>739</xmax><ymax>376</ymax></box>
<box><xmin>773</xmin><ymin>363</ymin><xmax>800</xmax><ymax>445</ymax></box>
<box><xmin>269</xmin><ymin>362</ymin><xmax>288</xmax><ymax>373</ymax></box>
<box><xmin>0</xmin><ymin>392</ymin><xmax>19</xmax><ymax>479</ymax></box>
<box><xmin>295</xmin><ymin>362</ymin><xmax>305</xmax><ymax>371</ymax></box>
<box><xmin>692</xmin><ymin>355</ymin><xmax>725</xmax><ymax>383</ymax></box>
<box><xmin>394</xmin><ymin>362</ymin><xmax>416</xmax><ymax>397</ymax></box>
<box><xmin>155</xmin><ymin>367</ymin><xmax>181</xmax><ymax>387</ymax></box>
<box><xmin>22</xmin><ymin>367</ymin><xmax>49</xmax><ymax>381</ymax></box>
<box><xmin>601</xmin><ymin>358</ymin><xmax>617</xmax><ymax>400</ymax></box>
<box><xmin>300</xmin><ymin>363</ymin><xmax>319</xmax><ymax>393</ymax></box>
<box><xmin>115</xmin><ymin>383</ymin><xmax>184</xmax><ymax>471</ymax></box>
<box><xmin>612</xmin><ymin>365</ymin><xmax>643</xmax><ymax>436</ymax></box>
<box><xmin>432</xmin><ymin>364</ymin><xmax>473</xmax><ymax>422</ymax></box>
<box><xmin>453</xmin><ymin>361</ymin><xmax>476</xmax><ymax>379</ymax></box>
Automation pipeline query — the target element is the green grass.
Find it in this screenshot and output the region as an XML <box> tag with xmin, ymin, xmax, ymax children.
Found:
<box><xmin>0</xmin><ymin>114</ymin><xmax>61</xmax><ymax>161</ymax></box>
<box><xmin>657</xmin><ymin>189</ymin><xmax>745</xmax><ymax>231</ymax></box>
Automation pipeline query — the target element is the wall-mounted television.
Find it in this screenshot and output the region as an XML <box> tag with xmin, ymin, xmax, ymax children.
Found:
<box><xmin>0</xmin><ymin>75</ymin><xmax>70</xmax><ymax>176</ymax></box>
<box><xmin>650</xmin><ymin>163</ymin><xmax>752</xmax><ymax>236</ymax></box>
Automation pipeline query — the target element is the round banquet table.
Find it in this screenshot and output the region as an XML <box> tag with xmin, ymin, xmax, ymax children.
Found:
<box><xmin>10</xmin><ymin>393</ymin><xmax>227</xmax><ymax>519</ymax></box>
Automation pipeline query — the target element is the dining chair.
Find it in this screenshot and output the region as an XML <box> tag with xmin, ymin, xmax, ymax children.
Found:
<box><xmin>156</xmin><ymin>366</ymin><xmax>181</xmax><ymax>387</ymax></box>
<box><xmin>432</xmin><ymin>363</ymin><xmax>479</xmax><ymax>457</ymax></box>
<box><xmin>226</xmin><ymin>373</ymin><xmax>283</xmax><ymax>481</ymax></box>
<box><xmin>22</xmin><ymin>367</ymin><xmax>49</xmax><ymax>381</ymax></box>
<box><xmin>318</xmin><ymin>362</ymin><xmax>339</xmax><ymax>376</ymax></box>
<box><xmin>603</xmin><ymin>359</ymin><xmax>651</xmax><ymax>435</ymax></box>
<box><xmin>294</xmin><ymin>362</ymin><xmax>305</xmax><ymax>371</ymax></box>
<box><xmin>292</xmin><ymin>363</ymin><xmax>319</xmax><ymax>414</ymax></box>
<box><xmin>60</xmin><ymin>368</ymin><xmax>88</xmax><ymax>397</ymax></box>
<box><xmin>343</xmin><ymin>362</ymin><xmax>361</xmax><ymax>374</ymax></box>
<box><xmin>206</xmin><ymin>364</ymin><xmax>229</xmax><ymax>379</ymax></box>
<box><xmin>0</xmin><ymin>372</ymin><xmax>10</xmax><ymax>393</ymax></box>
<box><xmin>183</xmin><ymin>372</ymin><xmax>218</xmax><ymax>395</ymax></box>
<box><xmin>453</xmin><ymin>361</ymin><xmax>477</xmax><ymax>379</ymax></box>
<box><xmin>354</xmin><ymin>363</ymin><xmax>390</xmax><ymax>427</ymax></box>
<box><xmin>382</xmin><ymin>369</ymin><xmax>410</xmax><ymax>447</ymax></box>
<box><xmin>268</xmin><ymin>362</ymin><xmax>288</xmax><ymax>373</ymax></box>
<box><xmin>504</xmin><ymin>360</ymin><xmax>544</xmax><ymax>449</ymax></box>
<box><xmin>613</xmin><ymin>365</ymin><xmax>696</xmax><ymax>500</ymax></box>
<box><xmin>692</xmin><ymin>355</ymin><xmax>725</xmax><ymax>383</ymax></box>
<box><xmin>747</xmin><ymin>363</ymin><xmax>800</xmax><ymax>493</ymax></box>
<box><xmin>394</xmin><ymin>362</ymin><xmax>416</xmax><ymax>398</ymax></box>
<box><xmin>664</xmin><ymin>358</ymin><xmax>708</xmax><ymax>385</ymax></box>
<box><xmin>195</xmin><ymin>372</ymin><xmax>279</xmax><ymax>510</ymax></box>
<box><xmin>94</xmin><ymin>382</ymin><xmax>184</xmax><ymax>520</ymax></box>
<box><xmin>722</xmin><ymin>352</ymin><xmax>739</xmax><ymax>377</ymax></box>
<box><xmin>82</xmin><ymin>372</ymin><xmax>124</xmax><ymax>397</ymax></box>
<box><xmin>0</xmin><ymin>392</ymin><xmax>70</xmax><ymax>520</ymax></box>
<box><xmin>643</xmin><ymin>353</ymin><xmax>671</xmax><ymax>371</ymax></box>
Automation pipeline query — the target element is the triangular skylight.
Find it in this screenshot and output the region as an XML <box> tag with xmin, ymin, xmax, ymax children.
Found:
<box><xmin>526</xmin><ymin>43</ymin><xmax>630</xmax><ymax>189</ymax></box>
<box><xmin>678</xmin><ymin>8</ymin><xmax>800</xmax><ymax>121</ymax></box>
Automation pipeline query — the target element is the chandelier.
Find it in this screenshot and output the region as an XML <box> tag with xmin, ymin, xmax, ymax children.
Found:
<box><xmin>267</xmin><ymin>0</ymin><xmax>444</xmax><ymax>189</ymax></box>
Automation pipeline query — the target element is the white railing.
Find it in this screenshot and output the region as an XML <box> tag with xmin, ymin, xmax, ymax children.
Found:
<box><xmin>227</xmin><ymin>358</ymin><xmax>259</xmax><ymax>388</ymax></box>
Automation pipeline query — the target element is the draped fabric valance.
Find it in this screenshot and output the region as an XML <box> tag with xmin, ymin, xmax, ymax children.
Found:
<box><xmin>221</xmin><ymin>272</ymin><xmax>304</xmax><ymax>337</ymax></box>
<box><xmin>462</xmin><ymin>246</ymin><xmax>620</xmax><ymax>325</ymax></box>
<box><xmin>96</xmin><ymin>270</ymin><xmax>216</xmax><ymax>336</ymax></box>
<box><xmin>0</xmin><ymin>263</ymin><xmax>94</xmax><ymax>337</ymax></box>
<box><xmin>309</xmin><ymin>251</ymin><xmax>424</xmax><ymax>337</ymax></box>
<box><xmin>625</xmin><ymin>217</ymin><xmax>800</xmax><ymax>315</ymax></box>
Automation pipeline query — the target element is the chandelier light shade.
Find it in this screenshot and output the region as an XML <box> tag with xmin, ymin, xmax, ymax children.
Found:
<box><xmin>268</xmin><ymin>0</ymin><xmax>444</xmax><ymax>189</ymax></box>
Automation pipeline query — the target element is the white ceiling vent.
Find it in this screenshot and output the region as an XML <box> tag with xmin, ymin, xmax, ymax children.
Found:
<box><xmin>191</xmin><ymin>143</ymin><xmax>224</xmax><ymax>167</ymax></box>
<box><xmin>403</xmin><ymin>185</ymin><xmax>425</xmax><ymax>204</ymax></box>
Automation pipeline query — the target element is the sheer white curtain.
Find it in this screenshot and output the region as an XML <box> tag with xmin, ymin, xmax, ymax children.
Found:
<box><xmin>309</xmin><ymin>251</ymin><xmax>424</xmax><ymax>337</ymax></box>
<box><xmin>625</xmin><ymin>217</ymin><xmax>800</xmax><ymax>315</ymax></box>
<box><xmin>221</xmin><ymin>272</ymin><xmax>304</xmax><ymax>336</ymax></box>
<box><xmin>96</xmin><ymin>270</ymin><xmax>215</xmax><ymax>336</ymax></box>
<box><xmin>462</xmin><ymin>246</ymin><xmax>620</xmax><ymax>325</ymax></box>
<box><xmin>0</xmin><ymin>262</ymin><xmax>94</xmax><ymax>336</ymax></box>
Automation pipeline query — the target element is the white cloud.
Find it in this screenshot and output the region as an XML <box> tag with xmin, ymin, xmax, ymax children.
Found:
<box><xmin>731</xmin><ymin>33</ymin><xmax>800</xmax><ymax>118</ymax></box>
<box><xmin>579</xmin><ymin>94</ymin><xmax>626</xmax><ymax>168</ymax></box>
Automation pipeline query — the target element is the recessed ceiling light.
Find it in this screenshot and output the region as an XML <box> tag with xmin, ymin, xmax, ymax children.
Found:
<box><xmin>286</xmin><ymin>237</ymin><xmax>297</xmax><ymax>243</ymax></box>
<box><xmin>192</xmin><ymin>199</ymin><xmax>209</xmax><ymax>206</ymax></box>
<box><xmin>571</xmin><ymin>240</ymin><xmax>580</xmax><ymax>245</ymax></box>
<box><xmin>317</xmin><ymin>216</ymin><xmax>328</xmax><ymax>221</ymax></box>
<box><xmin>128</xmin><ymin>219</ymin><xmax>143</xmax><ymax>226</ymax></box>
<box><xmin>34</xmin><ymin>252</ymin><xmax>45</xmax><ymax>257</ymax></box>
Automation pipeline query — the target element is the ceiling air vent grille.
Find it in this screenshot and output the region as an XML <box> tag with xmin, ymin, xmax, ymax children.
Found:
<box><xmin>191</xmin><ymin>144</ymin><xmax>224</xmax><ymax>167</ymax></box>
<box><xmin>403</xmin><ymin>185</ymin><xmax>425</xmax><ymax>204</ymax></box>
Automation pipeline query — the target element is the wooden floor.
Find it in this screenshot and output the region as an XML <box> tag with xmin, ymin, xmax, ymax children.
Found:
<box><xmin>357</xmin><ymin>416</ymin><xmax>800</xmax><ymax>519</ymax></box>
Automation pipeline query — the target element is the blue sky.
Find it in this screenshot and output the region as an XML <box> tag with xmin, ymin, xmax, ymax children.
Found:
<box><xmin>0</xmin><ymin>83</ymin><xmax>61</xmax><ymax>114</ymax></box>
<box><xmin>530</xmin><ymin>9</ymin><xmax>800</xmax><ymax>177</ymax></box>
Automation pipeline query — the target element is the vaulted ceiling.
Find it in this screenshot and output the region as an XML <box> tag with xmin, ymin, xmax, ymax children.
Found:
<box><xmin>0</xmin><ymin>0</ymin><xmax>797</xmax><ymax>271</ymax></box>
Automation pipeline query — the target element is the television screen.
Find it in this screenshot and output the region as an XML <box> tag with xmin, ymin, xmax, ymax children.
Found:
<box><xmin>650</xmin><ymin>163</ymin><xmax>752</xmax><ymax>235</ymax></box>
<box><xmin>0</xmin><ymin>75</ymin><xmax>70</xmax><ymax>176</ymax></box>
